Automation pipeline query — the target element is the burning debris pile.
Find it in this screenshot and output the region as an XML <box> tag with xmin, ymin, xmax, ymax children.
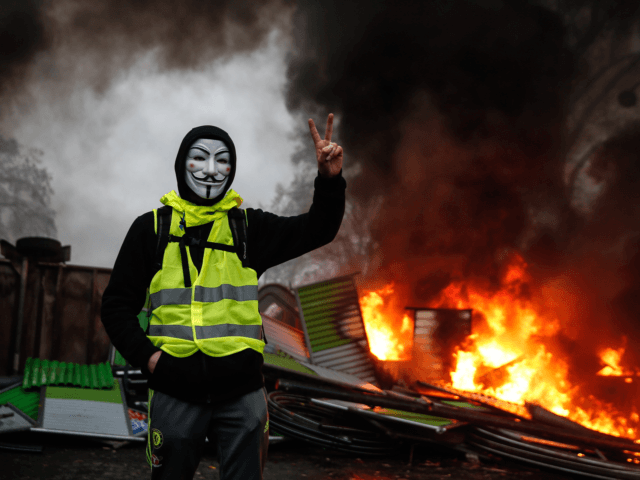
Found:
<box><xmin>358</xmin><ymin>254</ymin><xmax>640</xmax><ymax>444</ymax></box>
<box><xmin>257</xmin><ymin>274</ymin><xmax>640</xmax><ymax>478</ymax></box>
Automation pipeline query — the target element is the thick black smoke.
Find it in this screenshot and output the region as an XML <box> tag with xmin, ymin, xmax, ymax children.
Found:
<box><xmin>287</xmin><ymin>0</ymin><xmax>573</xmax><ymax>279</ymax></box>
<box><xmin>288</xmin><ymin>0</ymin><xmax>571</xmax><ymax>172</ymax></box>
<box><xmin>0</xmin><ymin>0</ymin><xmax>51</xmax><ymax>101</ymax></box>
<box><xmin>286</xmin><ymin>1</ymin><xmax>640</xmax><ymax>376</ymax></box>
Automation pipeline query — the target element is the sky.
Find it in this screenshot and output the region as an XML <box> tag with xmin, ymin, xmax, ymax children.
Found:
<box><xmin>9</xmin><ymin>28</ymin><xmax>302</xmax><ymax>268</ymax></box>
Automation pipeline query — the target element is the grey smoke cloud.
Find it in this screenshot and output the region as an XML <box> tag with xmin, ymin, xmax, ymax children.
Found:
<box><xmin>11</xmin><ymin>33</ymin><xmax>299</xmax><ymax>268</ymax></box>
<box><xmin>0</xmin><ymin>1</ymin><xmax>299</xmax><ymax>268</ymax></box>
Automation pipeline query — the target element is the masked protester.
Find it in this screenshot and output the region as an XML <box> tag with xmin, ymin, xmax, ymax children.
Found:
<box><xmin>101</xmin><ymin>115</ymin><xmax>345</xmax><ymax>480</ymax></box>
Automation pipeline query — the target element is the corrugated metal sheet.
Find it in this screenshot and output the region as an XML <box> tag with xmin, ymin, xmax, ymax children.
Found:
<box><xmin>296</xmin><ymin>276</ymin><xmax>365</xmax><ymax>352</ymax></box>
<box><xmin>22</xmin><ymin>357</ymin><xmax>114</xmax><ymax>390</ymax></box>
<box><xmin>294</xmin><ymin>275</ymin><xmax>377</xmax><ymax>384</ymax></box>
<box><xmin>411</xmin><ymin>308</ymin><xmax>472</xmax><ymax>382</ymax></box>
<box><xmin>311</xmin><ymin>343</ymin><xmax>377</xmax><ymax>382</ymax></box>
<box><xmin>0</xmin><ymin>259</ymin><xmax>113</xmax><ymax>376</ymax></box>
<box><xmin>0</xmin><ymin>383</ymin><xmax>40</xmax><ymax>420</ymax></box>
<box><xmin>262</xmin><ymin>313</ymin><xmax>309</xmax><ymax>362</ymax></box>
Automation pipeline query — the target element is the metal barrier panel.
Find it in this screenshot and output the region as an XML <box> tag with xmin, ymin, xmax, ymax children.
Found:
<box><xmin>0</xmin><ymin>261</ymin><xmax>19</xmax><ymax>374</ymax></box>
<box><xmin>294</xmin><ymin>274</ymin><xmax>377</xmax><ymax>384</ymax></box>
<box><xmin>0</xmin><ymin>259</ymin><xmax>112</xmax><ymax>376</ymax></box>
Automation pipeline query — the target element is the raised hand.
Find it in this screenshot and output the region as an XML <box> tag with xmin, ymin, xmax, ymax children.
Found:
<box><xmin>308</xmin><ymin>113</ymin><xmax>343</xmax><ymax>178</ymax></box>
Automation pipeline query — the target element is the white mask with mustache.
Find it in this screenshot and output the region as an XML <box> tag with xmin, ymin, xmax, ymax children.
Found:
<box><xmin>184</xmin><ymin>138</ymin><xmax>232</xmax><ymax>200</ymax></box>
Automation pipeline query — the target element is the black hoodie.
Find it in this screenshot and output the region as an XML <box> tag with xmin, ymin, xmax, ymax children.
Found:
<box><xmin>101</xmin><ymin>126</ymin><xmax>346</xmax><ymax>404</ymax></box>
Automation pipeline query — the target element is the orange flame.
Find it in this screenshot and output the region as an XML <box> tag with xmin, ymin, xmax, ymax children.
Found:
<box><xmin>360</xmin><ymin>254</ymin><xmax>640</xmax><ymax>440</ymax></box>
<box><xmin>597</xmin><ymin>346</ymin><xmax>626</xmax><ymax>376</ymax></box>
<box><xmin>359</xmin><ymin>284</ymin><xmax>413</xmax><ymax>361</ymax></box>
<box><xmin>436</xmin><ymin>255</ymin><xmax>639</xmax><ymax>440</ymax></box>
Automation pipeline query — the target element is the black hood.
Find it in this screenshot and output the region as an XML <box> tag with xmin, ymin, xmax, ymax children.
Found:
<box><xmin>175</xmin><ymin>125</ymin><xmax>237</xmax><ymax>206</ymax></box>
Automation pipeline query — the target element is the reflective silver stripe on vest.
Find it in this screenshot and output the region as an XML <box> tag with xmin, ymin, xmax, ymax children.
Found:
<box><xmin>150</xmin><ymin>288</ymin><xmax>192</xmax><ymax>310</ymax></box>
<box><xmin>148</xmin><ymin>324</ymin><xmax>262</xmax><ymax>341</ymax></box>
<box><xmin>148</xmin><ymin>325</ymin><xmax>193</xmax><ymax>340</ymax></box>
<box><xmin>195</xmin><ymin>324</ymin><xmax>263</xmax><ymax>340</ymax></box>
<box><xmin>194</xmin><ymin>285</ymin><xmax>258</xmax><ymax>303</ymax></box>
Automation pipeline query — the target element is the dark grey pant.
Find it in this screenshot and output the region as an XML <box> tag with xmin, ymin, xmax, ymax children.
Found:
<box><xmin>146</xmin><ymin>387</ymin><xmax>269</xmax><ymax>480</ymax></box>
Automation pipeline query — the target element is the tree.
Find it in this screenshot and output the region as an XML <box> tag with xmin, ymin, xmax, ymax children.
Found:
<box><xmin>0</xmin><ymin>134</ymin><xmax>57</xmax><ymax>244</ymax></box>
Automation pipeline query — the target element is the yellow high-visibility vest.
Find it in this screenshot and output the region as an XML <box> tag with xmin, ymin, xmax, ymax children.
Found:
<box><xmin>146</xmin><ymin>189</ymin><xmax>264</xmax><ymax>358</ymax></box>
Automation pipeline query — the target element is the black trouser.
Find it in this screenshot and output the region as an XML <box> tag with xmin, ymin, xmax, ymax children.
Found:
<box><xmin>146</xmin><ymin>387</ymin><xmax>269</xmax><ymax>480</ymax></box>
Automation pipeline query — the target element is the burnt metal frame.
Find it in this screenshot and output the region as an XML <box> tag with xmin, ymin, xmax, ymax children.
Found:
<box><xmin>406</xmin><ymin>307</ymin><xmax>473</xmax><ymax>380</ymax></box>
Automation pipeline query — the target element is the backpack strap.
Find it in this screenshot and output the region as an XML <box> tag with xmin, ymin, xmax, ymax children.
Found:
<box><xmin>154</xmin><ymin>206</ymin><xmax>172</xmax><ymax>272</ymax></box>
<box><xmin>153</xmin><ymin>205</ymin><xmax>250</xmax><ymax>279</ymax></box>
<box><xmin>228</xmin><ymin>207</ymin><xmax>250</xmax><ymax>269</ymax></box>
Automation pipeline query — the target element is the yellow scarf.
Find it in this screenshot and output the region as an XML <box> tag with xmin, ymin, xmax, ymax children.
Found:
<box><xmin>159</xmin><ymin>189</ymin><xmax>243</xmax><ymax>227</ymax></box>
